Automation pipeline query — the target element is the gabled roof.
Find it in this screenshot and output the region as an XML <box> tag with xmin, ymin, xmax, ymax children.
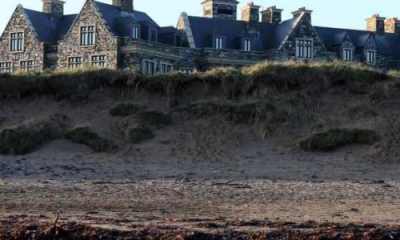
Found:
<box><xmin>315</xmin><ymin>26</ymin><xmax>400</xmax><ymax>59</ymax></box>
<box><xmin>185</xmin><ymin>15</ymin><xmax>299</xmax><ymax>51</ymax></box>
<box><xmin>93</xmin><ymin>1</ymin><xmax>159</xmax><ymax>37</ymax></box>
<box><xmin>23</xmin><ymin>8</ymin><xmax>76</xmax><ymax>43</ymax></box>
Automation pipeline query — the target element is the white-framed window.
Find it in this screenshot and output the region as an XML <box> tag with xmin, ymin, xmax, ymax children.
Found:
<box><xmin>215</xmin><ymin>36</ymin><xmax>224</xmax><ymax>49</ymax></box>
<box><xmin>91</xmin><ymin>55</ymin><xmax>106</xmax><ymax>67</ymax></box>
<box><xmin>132</xmin><ymin>25</ymin><xmax>140</xmax><ymax>39</ymax></box>
<box><xmin>20</xmin><ymin>60</ymin><xmax>34</xmax><ymax>72</ymax></box>
<box><xmin>80</xmin><ymin>26</ymin><xmax>95</xmax><ymax>46</ymax></box>
<box><xmin>10</xmin><ymin>32</ymin><xmax>24</xmax><ymax>52</ymax></box>
<box><xmin>68</xmin><ymin>57</ymin><xmax>82</xmax><ymax>69</ymax></box>
<box><xmin>295</xmin><ymin>38</ymin><xmax>313</xmax><ymax>59</ymax></box>
<box><xmin>342</xmin><ymin>48</ymin><xmax>353</xmax><ymax>62</ymax></box>
<box><xmin>366</xmin><ymin>50</ymin><xmax>376</xmax><ymax>65</ymax></box>
<box><xmin>243</xmin><ymin>39</ymin><xmax>251</xmax><ymax>52</ymax></box>
<box><xmin>160</xmin><ymin>62</ymin><xmax>173</xmax><ymax>73</ymax></box>
<box><xmin>142</xmin><ymin>60</ymin><xmax>156</xmax><ymax>75</ymax></box>
<box><xmin>0</xmin><ymin>62</ymin><xmax>12</xmax><ymax>73</ymax></box>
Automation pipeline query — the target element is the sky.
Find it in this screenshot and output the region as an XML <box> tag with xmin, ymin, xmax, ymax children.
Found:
<box><xmin>1</xmin><ymin>0</ymin><xmax>399</xmax><ymax>33</ymax></box>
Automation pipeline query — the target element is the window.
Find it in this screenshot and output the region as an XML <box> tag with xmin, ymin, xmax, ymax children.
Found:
<box><xmin>132</xmin><ymin>25</ymin><xmax>140</xmax><ymax>39</ymax></box>
<box><xmin>91</xmin><ymin>55</ymin><xmax>106</xmax><ymax>67</ymax></box>
<box><xmin>10</xmin><ymin>32</ymin><xmax>24</xmax><ymax>52</ymax></box>
<box><xmin>160</xmin><ymin>63</ymin><xmax>173</xmax><ymax>73</ymax></box>
<box><xmin>0</xmin><ymin>62</ymin><xmax>12</xmax><ymax>73</ymax></box>
<box><xmin>243</xmin><ymin>39</ymin><xmax>251</xmax><ymax>52</ymax></box>
<box><xmin>366</xmin><ymin>50</ymin><xmax>376</xmax><ymax>65</ymax></box>
<box><xmin>142</xmin><ymin>60</ymin><xmax>156</xmax><ymax>75</ymax></box>
<box><xmin>80</xmin><ymin>26</ymin><xmax>95</xmax><ymax>46</ymax></box>
<box><xmin>150</xmin><ymin>29</ymin><xmax>158</xmax><ymax>42</ymax></box>
<box><xmin>342</xmin><ymin>48</ymin><xmax>353</xmax><ymax>62</ymax></box>
<box><xmin>68</xmin><ymin>57</ymin><xmax>82</xmax><ymax>69</ymax></box>
<box><xmin>296</xmin><ymin>38</ymin><xmax>313</xmax><ymax>59</ymax></box>
<box><xmin>20</xmin><ymin>60</ymin><xmax>34</xmax><ymax>72</ymax></box>
<box><xmin>215</xmin><ymin>37</ymin><xmax>224</xmax><ymax>49</ymax></box>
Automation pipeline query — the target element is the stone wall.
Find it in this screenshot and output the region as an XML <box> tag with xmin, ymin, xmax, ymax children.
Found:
<box><xmin>0</xmin><ymin>6</ymin><xmax>45</xmax><ymax>73</ymax></box>
<box><xmin>57</xmin><ymin>0</ymin><xmax>118</xmax><ymax>70</ymax></box>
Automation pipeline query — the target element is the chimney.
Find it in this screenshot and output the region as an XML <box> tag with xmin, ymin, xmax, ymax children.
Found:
<box><xmin>261</xmin><ymin>6</ymin><xmax>282</xmax><ymax>24</ymax></box>
<box><xmin>292</xmin><ymin>7</ymin><xmax>312</xmax><ymax>23</ymax></box>
<box><xmin>385</xmin><ymin>17</ymin><xmax>400</xmax><ymax>34</ymax></box>
<box><xmin>241</xmin><ymin>2</ymin><xmax>260</xmax><ymax>22</ymax></box>
<box><xmin>202</xmin><ymin>0</ymin><xmax>239</xmax><ymax>20</ymax></box>
<box><xmin>42</xmin><ymin>0</ymin><xmax>64</xmax><ymax>17</ymax></box>
<box><xmin>112</xmin><ymin>0</ymin><xmax>134</xmax><ymax>12</ymax></box>
<box><xmin>366</xmin><ymin>14</ymin><xmax>385</xmax><ymax>34</ymax></box>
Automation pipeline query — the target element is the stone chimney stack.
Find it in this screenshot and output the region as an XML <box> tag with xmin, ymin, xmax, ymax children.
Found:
<box><xmin>292</xmin><ymin>7</ymin><xmax>312</xmax><ymax>23</ymax></box>
<box><xmin>241</xmin><ymin>2</ymin><xmax>260</xmax><ymax>22</ymax></box>
<box><xmin>385</xmin><ymin>17</ymin><xmax>400</xmax><ymax>34</ymax></box>
<box><xmin>202</xmin><ymin>0</ymin><xmax>239</xmax><ymax>20</ymax></box>
<box><xmin>366</xmin><ymin>14</ymin><xmax>385</xmax><ymax>34</ymax></box>
<box><xmin>261</xmin><ymin>6</ymin><xmax>283</xmax><ymax>24</ymax></box>
<box><xmin>42</xmin><ymin>0</ymin><xmax>64</xmax><ymax>17</ymax></box>
<box><xmin>112</xmin><ymin>0</ymin><xmax>134</xmax><ymax>12</ymax></box>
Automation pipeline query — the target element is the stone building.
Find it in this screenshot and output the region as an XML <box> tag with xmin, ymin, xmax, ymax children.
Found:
<box><xmin>0</xmin><ymin>0</ymin><xmax>400</xmax><ymax>74</ymax></box>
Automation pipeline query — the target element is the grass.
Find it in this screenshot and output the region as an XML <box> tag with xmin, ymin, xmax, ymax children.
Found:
<box><xmin>64</xmin><ymin>126</ymin><xmax>116</xmax><ymax>153</ymax></box>
<box><xmin>0</xmin><ymin>61</ymin><xmax>390</xmax><ymax>100</ymax></box>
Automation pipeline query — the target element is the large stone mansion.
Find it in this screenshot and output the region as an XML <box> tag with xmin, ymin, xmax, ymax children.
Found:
<box><xmin>1</xmin><ymin>0</ymin><xmax>400</xmax><ymax>74</ymax></box>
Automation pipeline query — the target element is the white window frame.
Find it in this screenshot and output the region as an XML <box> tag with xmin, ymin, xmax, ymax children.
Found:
<box><xmin>243</xmin><ymin>39</ymin><xmax>251</xmax><ymax>52</ymax></box>
<box><xmin>215</xmin><ymin>36</ymin><xmax>224</xmax><ymax>49</ymax></box>
<box><xmin>342</xmin><ymin>48</ymin><xmax>353</xmax><ymax>62</ymax></box>
<box><xmin>68</xmin><ymin>57</ymin><xmax>82</xmax><ymax>69</ymax></box>
<box><xmin>132</xmin><ymin>25</ymin><xmax>140</xmax><ymax>39</ymax></box>
<box><xmin>295</xmin><ymin>38</ymin><xmax>314</xmax><ymax>59</ymax></box>
<box><xmin>20</xmin><ymin>60</ymin><xmax>34</xmax><ymax>72</ymax></box>
<box><xmin>142</xmin><ymin>59</ymin><xmax>156</xmax><ymax>75</ymax></box>
<box><xmin>80</xmin><ymin>25</ymin><xmax>96</xmax><ymax>46</ymax></box>
<box><xmin>91</xmin><ymin>55</ymin><xmax>106</xmax><ymax>68</ymax></box>
<box><xmin>0</xmin><ymin>62</ymin><xmax>12</xmax><ymax>73</ymax></box>
<box><xmin>366</xmin><ymin>49</ymin><xmax>376</xmax><ymax>65</ymax></box>
<box><xmin>160</xmin><ymin>62</ymin><xmax>173</xmax><ymax>73</ymax></box>
<box><xmin>10</xmin><ymin>32</ymin><xmax>24</xmax><ymax>52</ymax></box>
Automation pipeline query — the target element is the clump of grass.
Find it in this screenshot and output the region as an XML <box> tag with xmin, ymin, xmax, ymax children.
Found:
<box><xmin>300</xmin><ymin>128</ymin><xmax>380</xmax><ymax>152</ymax></box>
<box><xmin>109</xmin><ymin>103</ymin><xmax>145</xmax><ymax>117</ymax></box>
<box><xmin>134</xmin><ymin>111</ymin><xmax>172</xmax><ymax>129</ymax></box>
<box><xmin>0</xmin><ymin>114</ymin><xmax>70</xmax><ymax>155</ymax></box>
<box><xmin>127</xmin><ymin>126</ymin><xmax>155</xmax><ymax>144</ymax></box>
<box><xmin>64</xmin><ymin>126</ymin><xmax>116</xmax><ymax>152</ymax></box>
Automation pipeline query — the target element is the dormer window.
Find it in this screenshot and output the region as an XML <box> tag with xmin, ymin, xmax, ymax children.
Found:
<box><xmin>215</xmin><ymin>36</ymin><xmax>224</xmax><ymax>49</ymax></box>
<box><xmin>342</xmin><ymin>48</ymin><xmax>353</xmax><ymax>62</ymax></box>
<box><xmin>366</xmin><ymin>50</ymin><xmax>376</xmax><ymax>65</ymax></box>
<box><xmin>80</xmin><ymin>26</ymin><xmax>95</xmax><ymax>46</ymax></box>
<box><xmin>150</xmin><ymin>29</ymin><xmax>158</xmax><ymax>42</ymax></box>
<box><xmin>10</xmin><ymin>32</ymin><xmax>24</xmax><ymax>52</ymax></box>
<box><xmin>243</xmin><ymin>39</ymin><xmax>251</xmax><ymax>52</ymax></box>
<box><xmin>132</xmin><ymin>25</ymin><xmax>140</xmax><ymax>39</ymax></box>
<box><xmin>295</xmin><ymin>38</ymin><xmax>313</xmax><ymax>59</ymax></box>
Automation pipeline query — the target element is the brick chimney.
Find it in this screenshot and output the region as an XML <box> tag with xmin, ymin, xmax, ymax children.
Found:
<box><xmin>366</xmin><ymin>14</ymin><xmax>385</xmax><ymax>34</ymax></box>
<box><xmin>292</xmin><ymin>7</ymin><xmax>312</xmax><ymax>23</ymax></box>
<box><xmin>112</xmin><ymin>0</ymin><xmax>134</xmax><ymax>12</ymax></box>
<box><xmin>42</xmin><ymin>0</ymin><xmax>64</xmax><ymax>17</ymax></box>
<box><xmin>202</xmin><ymin>0</ymin><xmax>239</xmax><ymax>20</ymax></box>
<box><xmin>241</xmin><ymin>2</ymin><xmax>260</xmax><ymax>22</ymax></box>
<box><xmin>261</xmin><ymin>6</ymin><xmax>283</xmax><ymax>24</ymax></box>
<box><xmin>385</xmin><ymin>17</ymin><xmax>400</xmax><ymax>34</ymax></box>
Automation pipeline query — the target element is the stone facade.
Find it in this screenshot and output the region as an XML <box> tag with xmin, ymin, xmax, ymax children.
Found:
<box><xmin>57</xmin><ymin>0</ymin><xmax>118</xmax><ymax>70</ymax></box>
<box><xmin>0</xmin><ymin>6</ymin><xmax>45</xmax><ymax>73</ymax></box>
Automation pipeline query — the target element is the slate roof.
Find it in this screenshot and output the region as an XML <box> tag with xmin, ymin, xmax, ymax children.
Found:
<box><xmin>185</xmin><ymin>15</ymin><xmax>296</xmax><ymax>51</ymax></box>
<box><xmin>315</xmin><ymin>26</ymin><xmax>400</xmax><ymax>58</ymax></box>
<box><xmin>23</xmin><ymin>8</ymin><xmax>76</xmax><ymax>43</ymax></box>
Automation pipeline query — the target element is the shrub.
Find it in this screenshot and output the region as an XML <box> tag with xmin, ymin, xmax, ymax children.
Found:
<box><xmin>128</xmin><ymin>126</ymin><xmax>155</xmax><ymax>144</ymax></box>
<box><xmin>135</xmin><ymin>111</ymin><xmax>172</xmax><ymax>129</ymax></box>
<box><xmin>300</xmin><ymin>128</ymin><xmax>380</xmax><ymax>152</ymax></box>
<box><xmin>0</xmin><ymin>114</ymin><xmax>70</xmax><ymax>155</ymax></box>
<box><xmin>64</xmin><ymin>127</ymin><xmax>116</xmax><ymax>152</ymax></box>
<box><xmin>109</xmin><ymin>103</ymin><xmax>145</xmax><ymax>117</ymax></box>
